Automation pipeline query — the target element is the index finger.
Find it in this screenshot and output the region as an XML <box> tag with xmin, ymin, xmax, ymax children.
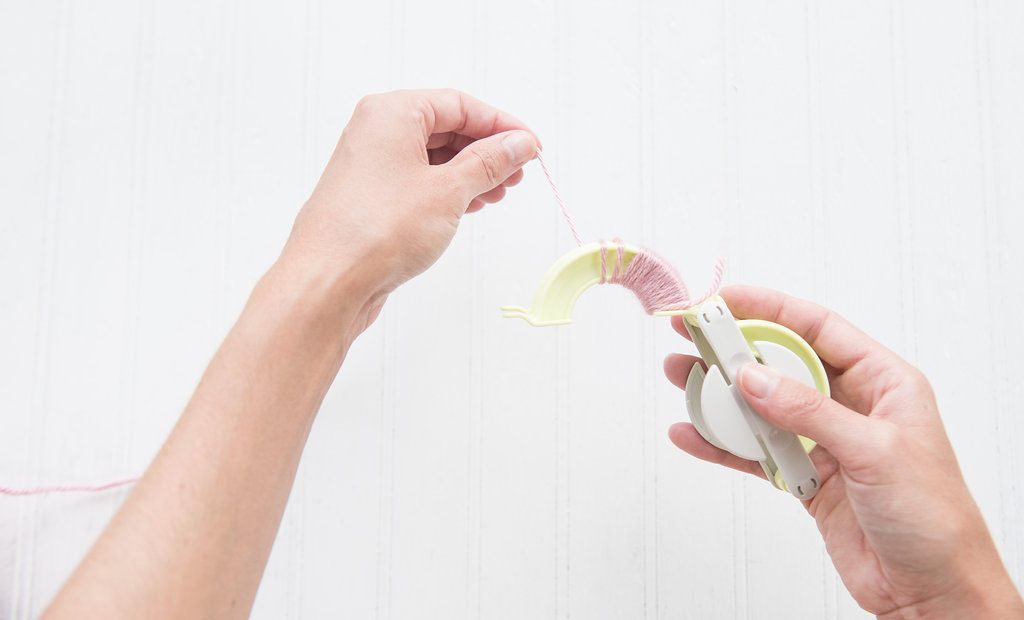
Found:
<box><xmin>412</xmin><ymin>88</ymin><xmax>538</xmax><ymax>143</ymax></box>
<box><xmin>719</xmin><ymin>285</ymin><xmax>883</xmax><ymax>372</ymax></box>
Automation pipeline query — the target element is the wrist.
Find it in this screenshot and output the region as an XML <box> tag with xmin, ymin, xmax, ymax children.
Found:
<box><xmin>881</xmin><ymin>559</ymin><xmax>1023</xmax><ymax>619</ymax></box>
<box><xmin>261</xmin><ymin>247</ymin><xmax>382</xmax><ymax>340</ymax></box>
<box><xmin>943</xmin><ymin>566</ymin><xmax>1024</xmax><ymax>619</ymax></box>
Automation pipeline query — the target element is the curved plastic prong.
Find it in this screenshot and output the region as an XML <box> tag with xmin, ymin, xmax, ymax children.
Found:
<box><xmin>685</xmin><ymin>362</ymin><xmax>729</xmax><ymax>451</ymax></box>
<box><xmin>500</xmin><ymin>242</ymin><xmax>640</xmax><ymax>327</ymax></box>
<box><xmin>700</xmin><ymin>365</ymin><xmax>766</xmax><ymax>461</ymax></box>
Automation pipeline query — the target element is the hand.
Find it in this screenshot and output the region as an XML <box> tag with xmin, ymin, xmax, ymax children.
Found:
<box><xmin>282</xmin><ymin>88</ymin><xmax>538</xmax><ymax>327</ymax></box>
<box><xmin>664</xmin><ymin>286</ymin><xmax>1024</xmax><ymax>618</ymax></box>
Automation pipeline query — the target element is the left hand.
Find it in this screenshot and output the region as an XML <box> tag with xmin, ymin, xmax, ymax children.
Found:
<box><xmin>282</xmin><ymin>88</ymin><xmax>539</xmax><ymax>326</ymax></box>
<box><xmin>43</xmin><ymin>89</ymin><xmax>539</xmax><ymax>620</ymax></box>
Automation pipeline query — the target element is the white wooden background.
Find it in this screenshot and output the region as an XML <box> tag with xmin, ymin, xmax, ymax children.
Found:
<box><xmin>1</xmin><ymin>1</ymin><xmax>1022</xmax><ymax>618</ymax></box>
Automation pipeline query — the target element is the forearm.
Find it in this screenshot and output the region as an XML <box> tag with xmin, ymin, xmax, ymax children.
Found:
<box><xmin>45</xmin><ymin>254</ymin><xmax>374</xmax><ymax>618</ymax></box>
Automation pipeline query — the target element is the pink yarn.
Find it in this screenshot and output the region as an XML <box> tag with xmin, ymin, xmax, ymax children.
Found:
<box><xmin>0</xmin><ymin>476</ymin><xmax>138</xmax><ymax>497</ymax></box>
<box><xmin>696</xmin><ymin>256</ymin><xmax>726</xmax><ymax>304</ymax></box>
<box><xmin>617</xmin><ymin>248</ymin><xmax>692</xmax><ymax>313</ymax></box>
<box><xmin>599</xmin><ymin>238</ymin><xmax>626</xmax><ymax>284</ymax></box>
<box><xmin>600</xmin><ymin>239</ymin><xmax>725</xmax><ymax>313</ymax></box>
<box><xmin>535</xmin><ymin>151</ymin><xmax>584</xmax><ymax>246</ymax></box>
<box><xmin>533</xmin><ymin>153</ymin><xmax>723</xmax><ymax>312</ymax></box>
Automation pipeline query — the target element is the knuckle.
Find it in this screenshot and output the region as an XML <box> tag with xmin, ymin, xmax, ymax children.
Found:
<box><xmin>354</xmin><ymin>92</ymin><xmax>401</xmax><ymax>118</ymax></box>
<box><xmin>433</xmin><ymin>87</ymin><xmax>465</xmax><ymax>110</ymax></box>
<box><xmin>354</xmin><ymin>93</ymin><xmax>383</xmax><ymax>113</ymax></box>
<box><xmin>472</xmin><ymin>148</ymin><xmax>504</xmax><ymax>186</ymax></box>
<box><xmin>776</xmin><ymin>381</ymin><xmax>826</xmax><ymax>417</ymax></box>
<box><xmin>907</xmin><ymin>367</ymin><xmax>934</xmax><ymax>395</ymax></box>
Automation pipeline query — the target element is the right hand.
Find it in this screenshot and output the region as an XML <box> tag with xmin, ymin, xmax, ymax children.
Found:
<box><xmin>664</xmin><ymin>286</ymin><xmax>1024</xmax><ymax>618</ymax></box>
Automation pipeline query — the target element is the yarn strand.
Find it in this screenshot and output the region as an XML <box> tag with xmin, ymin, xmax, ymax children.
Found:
<box><xmin>535</xmin><ymin>151</ymin><xmax>583</xmax><ymax>246</ymax></box>
<box><xmin>0</xmin><ymin>477</ymin><xmax>138</xmax><ymax>497</ymax></box>
<box><xmin>696</xmin><ymin>256</ymin><xmax>726</xmax><ymax>304</ymax></box>
<box><xmin>532</xmin><ymin>152</ymin><xmax>724</xmax><ymax>310</ymax></box>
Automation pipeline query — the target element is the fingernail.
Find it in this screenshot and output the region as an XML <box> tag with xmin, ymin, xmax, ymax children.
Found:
<box><xmin>738</xmin><ymin>363</ymin><xmax>779</xmax><ymax>399</ymax></box>
<box><xmin>502</xmin><ymin>131</ymin><xmax>536</xmax><ymax>165</ymax></box>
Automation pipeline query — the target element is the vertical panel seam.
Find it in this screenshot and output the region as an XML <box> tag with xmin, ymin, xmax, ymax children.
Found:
<box><xmin>637</xmin><ymin>1</ymin><xmax>658</xmax><ymax>617</ymax></box>
<box><xmin>466</xmin><ymin>1</ymin><xmax>485</xmax><ymax>618</ymax></box>
<box><xmin>17</xmin><ymin>1</ymin><xmax>71</xmax><ymax>615</ymax></box>
<box><xmin>887</xmin><ymin>0</ymin><xmax>917</xmax><ymax>363</ymax></box>
<box><xmin>971</xmin><ymin>0</ymin><xmax>1017</xmax><ymax>582</ymax></box>
<box><xmin>721</xmin><ymin>1</ymin><xmax>748</xmax><ymax>617</ymax></box>
<box><xmin>802</xmin><ymin>3</ymin><xmax>835</xmax><ymax>617</ymax></box>
<box><xmin>553</xmin><ymin>2</ymin><xmax>571</xmax><ymax>617</ymax></box>
<box><xmin>375</xmin><ymin>2</ymin><xmax>404</xmax><ymax>618</ymax></box>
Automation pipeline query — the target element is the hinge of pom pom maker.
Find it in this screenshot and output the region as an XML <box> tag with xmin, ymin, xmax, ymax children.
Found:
<box><xmin>502</xmin><ymin>241</ymin><xmax>827</xmax><ymax>500</ymax></box>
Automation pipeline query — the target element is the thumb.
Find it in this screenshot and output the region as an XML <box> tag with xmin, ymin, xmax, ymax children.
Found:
<box><xmin>447</xmin><ymin>130</ymin><xmax>537</xmax><ymax>198</ymax></box>
<box><xmin>736</xmin><ymin>362</ymin><xmax>881</xmax><ymax>469</ymax></box>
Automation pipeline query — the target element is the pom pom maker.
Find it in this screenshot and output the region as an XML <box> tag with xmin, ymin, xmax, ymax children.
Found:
<box><xmin>503</xmin><ymin>241</ymin><xmax>827</xmax><ymax>500</ymax></box>
<box><xmin>678</xmin><ymin>298</ymin><xmax>826</xmax><ymax>499</ymax></box>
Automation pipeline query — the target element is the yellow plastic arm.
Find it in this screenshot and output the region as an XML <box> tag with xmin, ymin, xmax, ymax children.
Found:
<box><xmin>501</xmin><ymin>242</ymin><xmax>644</xmax><ymax>326</ymax></box>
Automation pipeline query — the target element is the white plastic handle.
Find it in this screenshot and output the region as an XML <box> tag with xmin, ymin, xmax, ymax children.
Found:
<box><xmin>684</xmin><ymin>299</ymin><xmax>821</xmax><ymax>500</ymax></box>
